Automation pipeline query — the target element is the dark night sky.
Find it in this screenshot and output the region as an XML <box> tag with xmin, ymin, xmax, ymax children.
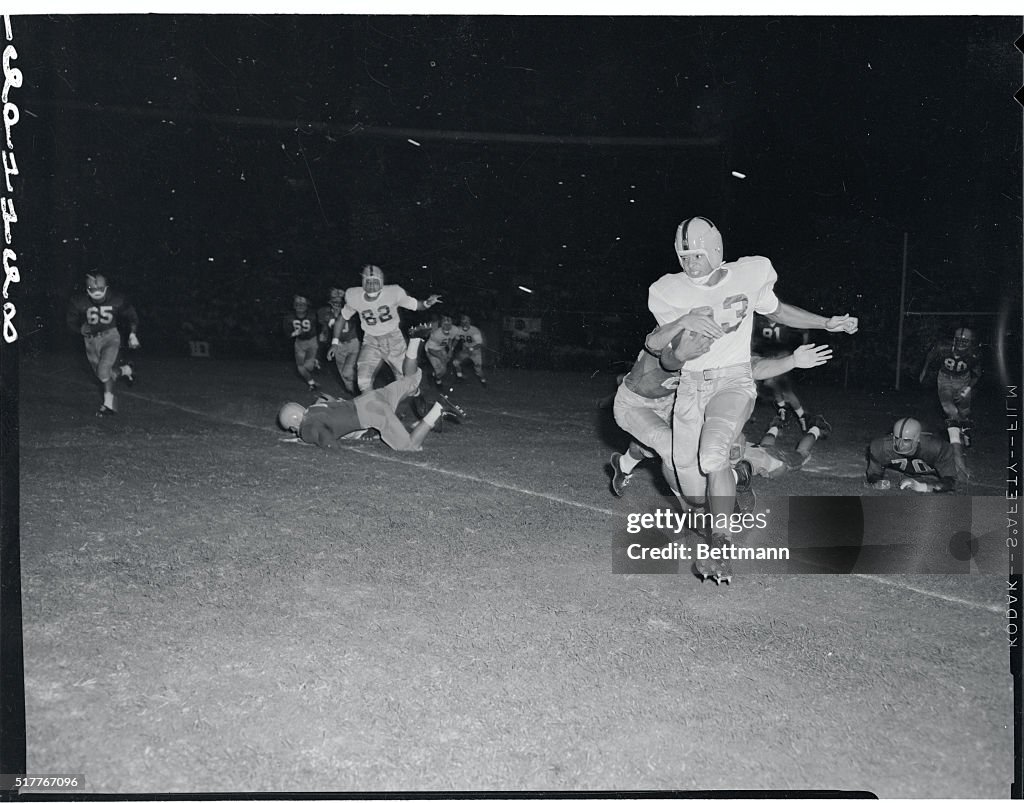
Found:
<box><xmin>14</xmin><ymin>14</ymin><xmax>1023</xmax><ymax>354</ymax></box>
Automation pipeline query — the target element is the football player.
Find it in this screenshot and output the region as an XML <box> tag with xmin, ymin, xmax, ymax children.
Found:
<box><xmin>285</xmin><ymin>295</ymin><xmax>320</xmax><ymax>392</ymax></box>
<box><xmin>648</xmin><ymin>216</ymin><xmax>858</xmax><ymax>582</ymax></box>
<box><xmin>277</xmin><ymin>338</ymin><xmax>463</xmax><ymax>451</ymax></box>
<box><xmin>66</xmin><ymin>272</ymin><xmax>140</xmax><ymax>416</ymax></box>
<box><xmin>451</xmin><ymin>314</ymin><xmax>487</xmax><ymax>386</ymax></box>
<box><xmin>425</xmin><ymin>314</ymin><xmax>459</xmax><ymax>388</ymax></box>
<box><xmin>865</xmin><ymin>417</ymin><xmax>958</xmax><ymax>493</ymax></box>
<box><xmin>328</xmin><ymin>264</ymin><xmax>441</xmax><ymax>393</ymax></box>
<box><xmin>753</xmin><ymin>312</ymin><xmax>811</xmax><ymax>445</ymax></box>
<box><xmin>919</xmin><ymin>326</ymin><xmax>982</xmax><ymax>450</ymax></box>
<box><xmin>318</xmin><ymin>287</ymin><xmax>359</xmax><ymax>395</ymax></box>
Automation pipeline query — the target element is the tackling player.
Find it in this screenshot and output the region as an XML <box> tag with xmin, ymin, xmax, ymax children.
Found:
<box><xmin>284</xmin><ymin>294</ymin><xmax>320</xmax><ymax>392</ymax></box>
<box><xmin>66</xmin><ymin>272</ymin><xmax>140</xmax><ymax>416</ymax></box>
<box><xmin>753</xmin><ymin>312</ymin><xmax>811</xmax><ymax>445</ymax></box>
<box><xmin>865</xmin><ymin>417</ymin><xmax>958</xmax><ymax>493</ymax></box>
<box><xmin>648</xmin><ymin>216</ymin><xmax>858</xmax><ymax>583</ymax></box>
<box><xmin>329</xmin><ymin>264</ymin><xmax>441</xmax><ymax>393</ymax></box>
<box><xmin>277</xmin><ymin>338</ymin><xmax>463</xmax><ymax>451</ymax></box>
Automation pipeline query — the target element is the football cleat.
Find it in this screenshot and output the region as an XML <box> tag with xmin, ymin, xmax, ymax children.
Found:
<box><xmin>437</xmin><ymin>393</ymin><xmax>466</xmax><ymax>422</ymax></box>
<box><xmin>695</xmin><ymin>533</ymin><xmax>733</xmax><ymax>585</ymax></box>
<box><xmin>797</xmin><ymin>414</ymin><xmax>808</xmax><ymax>433</ymax></box>
<box><xmin>408</xmin><ymin>323</ymin><xmax>434</xmax><ymax>339</ymax></box>
<box><xmin>733</xmin><ymin>460</ymin><xmax>755</xmax><ymax>514</ymax></box>
<box><xmin>96</xmin><ymin>404</ymin><xmax>116</xmax><ymax>417</ymax></box>
<box><xmin>809</xmin><ymin>414</ymin><xmax>832</xmax><ymax>439</ymax></box>
<box><xmin>775</xmin><ymin>404</ymin><xmax>788</xmax><ymax>423</ymax></box>
<box><xmin>609</xmin><ymin>452</ymin><xmax>633</xmax><ymax>497</ymax></box>
<box><xmin>120</xmin><ymin>363</ymin><xmax>135</xmax><ymax>386</ymax></box>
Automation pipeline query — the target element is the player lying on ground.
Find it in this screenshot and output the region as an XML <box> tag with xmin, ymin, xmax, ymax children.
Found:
<box><xmin>865</xmin><ymin>417</ymin><xmax>959</xmax><ymax>493</ymax></box>
<box><xmin>277</xmin><ymin>338</ymin><xmax>463</xmax><ymax>451</ymax></box>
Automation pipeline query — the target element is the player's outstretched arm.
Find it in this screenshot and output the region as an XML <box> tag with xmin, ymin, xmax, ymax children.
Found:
<box><xmin>751</xmin><ymin>344</ymin><xmax>832</xmax><ymax>380</ymax></box>
<box><xmin>768</xmin><ymin>302</ymin><xmax>858</xmax><ymax>334</ymax></box>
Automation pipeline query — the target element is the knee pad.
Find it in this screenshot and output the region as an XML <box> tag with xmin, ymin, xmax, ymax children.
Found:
<box><xmin>699</xmin><ymin>416</ymin><xmax>737</xmax><ymax>473</ymax></box>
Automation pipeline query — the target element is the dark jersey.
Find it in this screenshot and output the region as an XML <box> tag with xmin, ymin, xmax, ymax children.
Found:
<box><xmin>284</xmin><ymin>311</ymin><xmax>319</xmax><ymax>341</ymax></box>
<box><xmin>926</xmin><ymin>342</ymin><xmax>982</xmax><ymax>381</ymax></box>
<box><xmin>866</xmin><ymin>432</ymin><xmax>957</xmax><ymax>489</ymax></box>
<box><xmin>299</xmin><ymin>400</ymin><xmax>363</xmax><ymax>447</ymax></box>
<box><xmin>622</xmin><ymin>349</ymin><xmax>678</xmax><ymax>399</ymax></box>
<box><xmin>66</xmin><ymin>291</ymin><xmax>139</xmax><ymax>337</ymax></box>
<box><xmin>752</xmin><ymin>314</ymin><xmax>807</xmax><ymax>357</ymax></box>
<box><xmin>318</xmin><ymin>304</ymin><xmax>357</xmax><ymax>343</ymax></box>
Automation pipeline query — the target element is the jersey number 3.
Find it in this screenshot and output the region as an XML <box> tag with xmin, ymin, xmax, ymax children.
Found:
<box><xmin>690</xmin><ymin>294</ymin><xmax>750</xmax><ymax>334</ymax></box>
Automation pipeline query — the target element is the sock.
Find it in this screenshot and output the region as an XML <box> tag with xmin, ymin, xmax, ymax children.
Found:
<box><xmin>807</xmin><ymin>426</ymin><xmax>821</xmax><ymax>439</ymax></box>
<box><xmin>120</xmin><ymin>364</ymin><xmax>132</xmax><ymax>378</ymax></box>
<box><xmin>424</xmin><ymin>404</ymin><xmax>442</xmax><ymax>427</ymax></box>
<box><xmin>103</xmin><ymin>391</ymin><xmax>114</xmax><ymax>408</ymax></box>
<box><xmin>619</xmin><ymin>452</ymin><xmax>640</xmax><ymax>473</ymax></box>
<box><xmin>406</xmin><ymin>337</ymin><xmax>422</xmax><ymax>357</ymax></box>
<box><xmin>947</xmin><ymin>426</ymin><xmax>962</xmax><ymax>444</ymax></box>
<box><xmin>793</xmin><ymin>406</ymin><xmax>805</xmax><ymax>418</ymax></box>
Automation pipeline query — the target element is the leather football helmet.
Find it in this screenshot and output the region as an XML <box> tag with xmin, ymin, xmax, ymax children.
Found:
<box><xmin>361</xmin><ymin>264</ymin><xmax>384</xmax><ymax>297</ymax></box>
<box><xmin>952</xmin><ymin>327</ymin><xmax>974</xmax><ymax>353</ymax></box>
<box><xmin>86</xmin><ymin>273</ymin><xmax>109</xmax><ymax>302</ymax></box>
<box><xmin>674</xmin><ymin>216</ymin><xmax>724</xmax><ymax>278</ymax></box>
<box><xmin>892</xmin><ymin>417</ymin><xmax>922</xmax><ymax>455</ymax></box>
<box><xmin>459</xmin><ymin>314</ymin><xmax>472</xmax><ymax>329</ymax></box>
<box><xmin>277</xmin><ymin>402</ymin><xmax>306</xmax><ymax>433</ymax></box>
<box><xmin>328</xmin><ymin>287</ymin><xmax>344</xmax><ymax>304</ymax></box>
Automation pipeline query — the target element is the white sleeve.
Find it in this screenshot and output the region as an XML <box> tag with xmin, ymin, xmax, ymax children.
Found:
<box><xmin>754</xmin><ymin>260</ymin><xmax>780</xmax><ymax>315</ymax></box>
<box><xmin>394</xmin><ymin>286</ymin><xmax>419</xmax><ymax>311</ymax></box>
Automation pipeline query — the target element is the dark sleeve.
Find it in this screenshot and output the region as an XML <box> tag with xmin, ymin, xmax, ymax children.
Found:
<box><xmin>284</xmin><ymin>315</ymin><xmax>295</xmax><ymax>337</ymax></box>
<box><xmin>865</xmin><ymin>440</ymin><xmax>887</xmax><ymax>482</ymax></box>
<box><xmin>66</xmin><ymin>298</ymin><xmax>81</xmax><ymax>333</ymax></box>
<box><xmin>931</xmin><ymin>442</ymin><xmax>958</xmax><ymax>483</ymax></box>
<box><xmin>119</xmin><ymin>298</ymin><xmax>139</xmax><ymax>331</ymax></box>
<box><xmin>303</xmin><ymin>419</ymin><xmax>334</xmax><ymax>448</ymax></box>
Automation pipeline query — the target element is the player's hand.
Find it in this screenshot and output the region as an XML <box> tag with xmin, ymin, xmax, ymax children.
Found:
<box><xmin>865</xmin><ymin>479</ymin><xmax>891</xmax><ymax>490</ymax></box>
<box><xmin>280</xmin><ymin>436</ymin><xmax>313</xmax><ymax>446</ymax></box>
<box><xmin>676</xmin><ymin>313</ymin><xmax>724</xmax><ymax>340</ymax></box>
<box><xmin>426</xmin><ymin>294</ymin><xmax>442</xmax><ymax>307</ymax></box>
<box><xmin>792</xmin><ymin>343</ymin><xmax>833</xmax><ymax>369</ymax></box>
<box><xmin>825</xmin><ymin>314</ymin><xmax>858</xmax><ymax>334</ymax></box>
<box><xmin>673</xmin><ymin>330</ymin><xmax>713</xmax><ymax>362</ymax></box>
<box><xmin>128</xmin><ymin>332</ymin><xmax>141</xmax><ymax>349</ymax></box>
<box><xmin>899</xmin><ymin>477</ymin><xmax>929</xmax><ymax>493</ymax></box>
<box><xmin>327</xmin><ymin>346</ymin><xmax>337</xmax><ymax>360</ymax></box>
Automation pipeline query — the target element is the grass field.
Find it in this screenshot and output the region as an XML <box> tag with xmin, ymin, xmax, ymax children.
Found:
<box><xmin>18</xmin><ymin>352</ymin><xmax>1014</xmax><ymax>796</ymax></box>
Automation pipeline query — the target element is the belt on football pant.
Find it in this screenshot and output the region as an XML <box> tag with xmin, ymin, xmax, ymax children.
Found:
<box><xmin>682</xmin><ymin>362</ymin><xmax>751</xmax><ymax>381</ymax></box>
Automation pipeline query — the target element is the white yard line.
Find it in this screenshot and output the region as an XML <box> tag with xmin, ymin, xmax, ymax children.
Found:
<box><xmin>32</xmin><ymin>376</ymin><xmax>1006</xmax><ymax>614</ymax></box>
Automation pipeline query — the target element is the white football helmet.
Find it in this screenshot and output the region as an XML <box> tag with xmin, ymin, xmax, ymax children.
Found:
<box><xmin>892</xmin><ymin>417</ymin><xmax>922</xmax><ymax>455</ymax></box>
<box><xmin>361</xmin><ymin>264</ymin><xmax>384</xmax><ymax>297</ymax></box>
<box><xmin>86</xmin><ymin>273</ymin><xmax>109</xmax><ymax>302</ymax></box>
<box><xmin>674</xmin><ymin>216</ymin><xmax>724</xmax><ymax>281</ymax></box>
<box><xmin>277</xmin><ymin>402</ymin><xmax>306</xmax><ymax>433</ymax></box>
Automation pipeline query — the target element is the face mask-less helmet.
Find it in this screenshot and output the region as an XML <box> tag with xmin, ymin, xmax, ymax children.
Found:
<box><xmin>361</xmin><ymin>264</ymin><xmax>384</xmax><ymax>297</ymax></box>
<box><xmin>277</xmin><ymin>402</ymin><xmax>306</xmax><ymax>433</ymax></box>
<box><xmin>459</xmin><ymin>315</ymin><xmax>472</xmax><ymax>329</ymax></box>
<box><xmin>674</xmin><ymin>217</ymin><xmax>724</xmax><ymax>283</ymax></box>
<box><xmin>293</xmin><ymin>295</ymin><xmax>309</xmax><ymax>313</ymax></box>
<box><xmin>86</xmin><ymin>273</ymin><xmax>109</xmax><ymax>302</ymax></box>
<box><xmin>892</xmin><ymin>417</ymin><xmax>922</xmax><ymax>455</ymax></box>
<box><xmin>952</xmin><ymin>327</ymin><xmax>974</xmax><ymax>352</ymax></box>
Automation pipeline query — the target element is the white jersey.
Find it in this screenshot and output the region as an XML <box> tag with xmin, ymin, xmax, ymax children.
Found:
<box><xmin>648</xmin><ymin>255</ymin><xmax>780</xmax><ymax>372</ymax></box>
<box><xmin>342</xmin><ymin>284</ymin><xmax>418</xmax><ymax>337</ymax></box>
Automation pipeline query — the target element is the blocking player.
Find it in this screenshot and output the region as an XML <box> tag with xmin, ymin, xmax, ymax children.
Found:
<box><xmin>285</xmin><ymin>294</ymin><xmax>320</xmax><ymax>392</ymax></box>
<box><xmin>278</xmin><ymin>338</ymin><xmax>464</xmax><ymax>451</ymax></box>
<box><xmin>328</xmin><ymin>264</ymin><xmax>441</xmax><ymax>393</ymax></box>
<box><xmin>425</xmin><ymin>314</ymin><xmax>458</xmax><ymax>387</ymax></box>
<box><xmin>451</xmin><ymin>314</ymin><xmax>487</xmax><ymax>386</ymax></box>
<box><xmin>66</xmin><ymin>272</ymin><xmax>140</xmax><ymax>416</ymax></box>
<box><xmin>648</xmin><ymin>215</ymin><xmax>858</xmax><ymax>582</ymax></box>
<box><xmin>919</xmin><ymin>326</ymin><xmax>982</xmax><ymax>450</ymax></box>
<box><xmin>318</xmin><ymin>287</ymin><xmax>359</xmax><ymax>395</ymax></box>
<box><xmin>865</xmin><ymin>417</ymin><xmax>958</xmax><ymax>493</ymax></box>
